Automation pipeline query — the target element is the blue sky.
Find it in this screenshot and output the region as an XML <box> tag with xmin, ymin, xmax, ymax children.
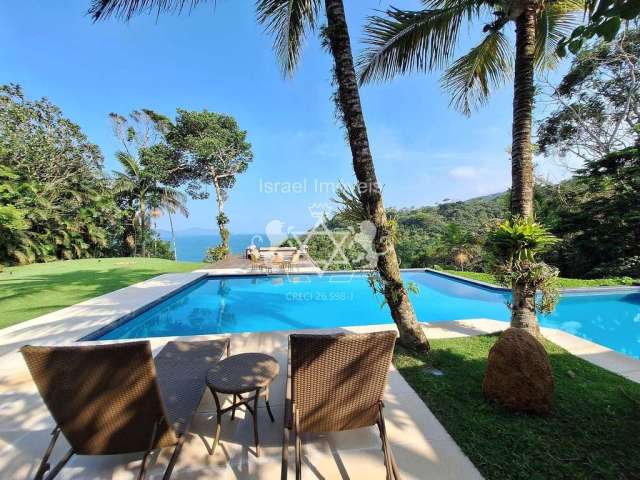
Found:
<box><xmin>1</xmin><ymin>1</ymin><xmax>572</xmax><ymax>234</ymax></box>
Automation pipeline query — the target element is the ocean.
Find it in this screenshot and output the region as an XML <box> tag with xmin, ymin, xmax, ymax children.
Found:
<box><xmin>159</xmin><ymin>232</ymin><xmax>268</xmax><ymax>262</ymax></box>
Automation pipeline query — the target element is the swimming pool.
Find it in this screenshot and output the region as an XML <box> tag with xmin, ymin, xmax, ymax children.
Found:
<box><xmin>94</xmin><ymin>271</ymin><xmax>640</xmax><ymax>359</ymax></box>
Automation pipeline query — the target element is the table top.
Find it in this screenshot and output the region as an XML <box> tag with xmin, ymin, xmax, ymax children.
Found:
<box><xmin>206</xmin><ymin>353</ymin><xmax>280</xmax><ymax>394</ymax></box>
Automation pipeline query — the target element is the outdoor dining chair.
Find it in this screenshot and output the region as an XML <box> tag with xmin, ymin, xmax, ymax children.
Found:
<box><xmin>21</xmin><ymin>338</ymin><xmax>229</xmax><ymax>480</ymax></box>
<box><xmin>283</xmin><ymin>252</ymin><xmax>301</xmax><ymax>273</ymax></box>
<box><xmin>249</xmin><ymin>250</ymin><xmax>268</xmax><ymax>272</ymax></box>
<box><xmin>282</xmin><ymin>331</ymin><xmax>401</xmax><ymax>479</ymax></box>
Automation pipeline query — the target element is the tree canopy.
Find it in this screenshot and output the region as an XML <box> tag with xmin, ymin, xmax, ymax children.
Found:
<box><xmin>0</xmin><ymin>84</ymin><xmax>118</xmax><ymax>264</ymax></box>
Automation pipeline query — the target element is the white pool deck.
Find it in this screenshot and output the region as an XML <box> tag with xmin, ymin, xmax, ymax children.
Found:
<box><xmin>0</xmin><ymin>269</ymin><xmax>638</xmax><ymax>479</ymax></box>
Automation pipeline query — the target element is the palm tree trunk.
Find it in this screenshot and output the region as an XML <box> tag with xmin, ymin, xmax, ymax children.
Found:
<box><xmin>325</xmin><ymin>0</ymin><xmax>429</xmax><ymax>352</ymax></box>
<box><xmin>510</xmin><ymin>1</ymin><xmax>539</xmax><ymax>336</ymax></box>
<box><xmin>168</xmin><ymin>210</ymin><xmax>178</xmax><ymax>261</ymax></box>
<box><xmin>511</xmin><ymin>2</ymin><xmax>536</xmax><ymax>219</ymax></box>
<box><xmin>139</xmin><ymin>198</ymin><xmax>146</xmax><ymax>257</ymax></box>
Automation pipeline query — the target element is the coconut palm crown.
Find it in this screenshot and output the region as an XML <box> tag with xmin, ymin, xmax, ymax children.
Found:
<box><xmin>358</xmin><ymin>0</ymin><xmax>584</xmax><ymax>115</ymax></box>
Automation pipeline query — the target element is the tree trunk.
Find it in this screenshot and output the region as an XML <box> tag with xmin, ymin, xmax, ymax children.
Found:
<box><xmin>510</xmin><ymin>1</ymin><xmax>539</xmax><ymax>336</ymax></box>
<box><xmin>511</xmin><ymin>275</ymin><xmax>539</xmax><ymax>336</ymax></box>
<box><xmin>511</xmin><ymin>2</ymin><xmax>536</xmax><ymax>219</ymax></box>
<box><xmin>213</xmin><ymin>177</ymin><xmax>230</xmax><ymax>255</ymax></box>
<box><xmin>325</xmin><ymin>0</ymin><xmax>429</xmax><ymax>352</ymax></box>
<box><xmin>168</xmin><ymin>211</ymin><xmax>178</xmax><ymax>261</ymax></box>
<box><xmin>139</xmin><ymin>197</ymin><xmax>146</xmax><ymax>257</ymax></box>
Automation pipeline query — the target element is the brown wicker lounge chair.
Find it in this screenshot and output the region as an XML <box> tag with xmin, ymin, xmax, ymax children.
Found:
<box><xmin>21</xmin><ymin>338</ymin><xmax>229</xmax><ymax>480</ymax></box>
<box><xmin>282</xmin><ymin>331</ymin><xmax>401</xmax><ymax>479</ymax></box>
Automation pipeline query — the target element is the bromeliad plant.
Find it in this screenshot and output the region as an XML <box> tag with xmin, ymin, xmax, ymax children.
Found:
<box><xmin>487</xmin><ymin>217</ymin><xmax>560</xmax><ymax>335</ymax></box>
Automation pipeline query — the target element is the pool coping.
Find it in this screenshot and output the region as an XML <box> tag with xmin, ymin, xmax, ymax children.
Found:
<box><xmin>1</xmin><ymin>269</ymin><xmax>638</xmax><ymax>385</ymax></box>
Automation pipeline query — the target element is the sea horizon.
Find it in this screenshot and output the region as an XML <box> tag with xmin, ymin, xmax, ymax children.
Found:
<box><xmin>158</xmin><ymin>231</ymin><xmax>271</xmax><ymax>262</ymax></box>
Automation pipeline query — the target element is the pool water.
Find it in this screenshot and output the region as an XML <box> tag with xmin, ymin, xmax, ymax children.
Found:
<box><xmin>96</xmin><ymin>271</ymin><xmax>640</xmax><ymax>359</ymax></box>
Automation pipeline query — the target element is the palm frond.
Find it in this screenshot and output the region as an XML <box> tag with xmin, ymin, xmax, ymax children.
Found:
<box><xmin>89</xmin><ymin>0</ymin><xmax>212</xmax><ymax>21</ymax></box>
<box><xmin>535</xmin><ymin>0</ymin><xmax>585</xmax><ymax>71</ymax></box>
<box><xmin>358</xmin><ymin>1</ymin><xmax>484</xmax><ymax>85</ymax></box>
<box><xmin>150</xmin><ymin>185</ymin><xmax>190</xmax><ymax>217</ymax></box>
<box><xmin>256</xmin><ymin>0</ymin><xmax>321</xmax><ymax>77</ymax></box>
<box><xmin>441</xmin><ymin>30</ymin><xmax>513</xmax><ymax>115</ymax></box>
<box><xmin>114</xmin><ymin>151</ymin><xmax>140</xmax><ymax>177</ymax></box>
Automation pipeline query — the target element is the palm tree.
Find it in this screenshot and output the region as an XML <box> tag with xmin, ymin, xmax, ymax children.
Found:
<box><xmin>150</xmin><ymin>194</ymin><xmax>189</xmax><ymax>261</ymax></box>
<box><xmin>113</xmin><ymin>151</ymin><xmax>188</xmax><ymax>258</ymax></box>
<box><xmin>89</xmin><ymin>0</ymin><xmax>430</xmax><ymax>352</ymax></box>
<box><xmin>358</xmin><ymin>0</ymin><xmax>582</xmax><ymax>335</ymax></box>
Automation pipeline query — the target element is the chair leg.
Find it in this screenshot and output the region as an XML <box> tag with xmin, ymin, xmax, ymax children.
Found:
<box><xmin>162</xmin><ymin>435</ymin><xmax>185</xmax><ymax>480</ymax></box>
<box><xmin>295</xmin><ymin>431</ymin><xmax>302</xmax><ymax>480</ymax></box>
<box><xmin>293</xmin><ymin>407</ymin><xmax>302</xmax><ymax>480</ymax></box>
<box><xmin>231</xmin><ymin>394</ymin><xmax>237</xmax><ymax>420</ymax></box>
<box><xmin>34</xmin><ymin>426</ymin><xmax>61</xmax><ymax>480</ymax></box>
<box><xmin>281</xmin><ymin>426</ymin><xmax>289</xmax><ymax>480</ymax></box>
<box><xmin>378</xmin><ymin>402</ymin><xmax>401</xmax><ymax>480</ymax></box>
<box><xmin>211</xmin><ymin>390</ymin><xmax>222</xmax><ymax>455</ymax></box>
<box><xmin>265</xmin><ymin>388</ymin><xmax>275</xmax><ymax>422</ymax></box>
<box><xmin>377</xmin><ymin>418</ymin><xmax>392</xmax><ymax>480</ymax></box>
<box><xmin>253</xmin><ymin>387</ymin><xmax>261</xmax><ymax>457</ymax></box>
<box><xmin>138</xmin><ymin>449</ymin><xmax>153</xmax><ymax>480</ymax></box>
<box><xmin>138</xmin><ymin>417</ymin><xmax>162</xmax><ymax>480</ymax></box>
<box><xmin>43</xmin><ymin>448</ymin><xmax>74</xmax><ymax>480</ymax></box>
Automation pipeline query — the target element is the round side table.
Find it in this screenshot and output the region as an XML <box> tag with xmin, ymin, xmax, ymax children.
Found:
<box><xmin>206</xmin><ymin>353</ymin><xmax>280</xmax><ymax>457</ymax></box>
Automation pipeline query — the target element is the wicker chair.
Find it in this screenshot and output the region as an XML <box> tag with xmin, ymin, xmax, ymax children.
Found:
<box><xmin>21</xmin><ymin>338</ymin><xmax>229</xmax><ymax>480</ymax></box>
<box><xmin>282</xmin><ymin>331</ymin><xmax>401</xmax><ymax>479</ymax></box>
<box><xmin>271</xmin><ymin>252</ymin><xmax>284</xmax><ymax>272</ymax></box>
<box><xmin>249</xmin><ymin>250</ymin><xmax>267</xmax><ymax>272</ymax></box>
<box><xmin>283</xmin><ymin>252</ymin><xmax>301</xmax><ymax>273</ymax></box>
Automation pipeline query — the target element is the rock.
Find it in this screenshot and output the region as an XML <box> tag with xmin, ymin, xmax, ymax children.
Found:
<box><xmin>483</xmin><ymin>328</ymin><xmax>554</xmax><ymax>414</ymax></box>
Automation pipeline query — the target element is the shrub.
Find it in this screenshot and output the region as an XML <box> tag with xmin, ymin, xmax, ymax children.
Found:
<box><xmin>487</xmin><ymin>218</ymin><xmax>561</xmax><ymax>314</ymax></box>
<box><xmin>204</xmin><ymin>245</ymin><xmax>229</xmax><ymax>263</ymax></box>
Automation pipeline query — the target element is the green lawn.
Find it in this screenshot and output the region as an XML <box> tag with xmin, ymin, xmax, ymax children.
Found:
<box><xmin>395</xmin><ymin>335</ymin><xmax>640</xmax><ymax>480</ymax></box>
<box><xmin>442</xmin><ymin>269</ymin><xmax>639</xmax><ymax>288</ymax></box>
<box><xmin>0</xmin><ymin>258</ymin><xmax>205</xmax><ymax>329</ymax></box>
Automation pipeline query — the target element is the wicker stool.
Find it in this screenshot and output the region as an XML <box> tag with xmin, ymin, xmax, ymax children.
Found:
<box><xmin>206</xmin><ymin>353</ymin><xmax>280</xmax><ymax>457</ymax></box>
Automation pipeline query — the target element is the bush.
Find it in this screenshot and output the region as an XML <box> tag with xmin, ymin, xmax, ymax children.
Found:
<box><xmin>150</xmin><ymin>240</ymin><xmax>175</xmax><ymax>260</ymax></box>
<box><xmin>204</xmin><ymin>245</ymin><xmax>229</xmax><ymax>263</ymax></box>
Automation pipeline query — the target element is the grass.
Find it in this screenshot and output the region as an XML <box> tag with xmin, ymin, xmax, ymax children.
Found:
<box><xmin>395</xmin><ymin>335</ymin><xmax>640</xmax><ymax>480</ymax></box>
<box><xmin>442</xmin><ymin>269</ymin><xmax>639</xmax><ymax>288</ymax></box>
<box><xmin>0</xmin><ymin>257</ymin><xmax>205</xmax><ymax>329</ymax></box>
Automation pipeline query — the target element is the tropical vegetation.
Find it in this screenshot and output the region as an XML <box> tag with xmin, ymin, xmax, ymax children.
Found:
<box><xmin>0</xmin><ymin>84</ymin><xmax>122</xmax><ymax>265</ymax></box>
<box><xmin>0</xmin><ymin>84</ymin><xmax>251</xmax><ymax>266</ymax></box>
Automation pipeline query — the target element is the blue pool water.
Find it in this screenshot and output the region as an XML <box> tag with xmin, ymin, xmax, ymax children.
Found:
<box><xmin>97</xmin><ymin>271</ymin><xmax>640</xmax><ymax>359</ymax></box>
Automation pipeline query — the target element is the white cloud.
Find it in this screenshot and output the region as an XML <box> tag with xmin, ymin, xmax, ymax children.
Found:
<box><xmin>448</xmin><ymin>166</ymin><xmax>479</xmax><ymax>179</ymax></box>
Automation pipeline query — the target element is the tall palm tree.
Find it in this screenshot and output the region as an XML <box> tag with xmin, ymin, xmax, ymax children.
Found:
<box><xmin>150</xmin><ymin>194</ymin><xmax>189</xmax><ymax>261</ymax></box>
<box><xmin>89</xmin><ymin>0</ymin><xmax>431</xmax><ymax>352</ymax></box>
<box><xmin>113</xmin><ymin>151</ymin><xmax>188</xmax><ymax>258</ymax></box>
<box><xmin>358</xmin><ymin>0</ymin><xmax>583</xmax><ymax>335</ymax></box>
